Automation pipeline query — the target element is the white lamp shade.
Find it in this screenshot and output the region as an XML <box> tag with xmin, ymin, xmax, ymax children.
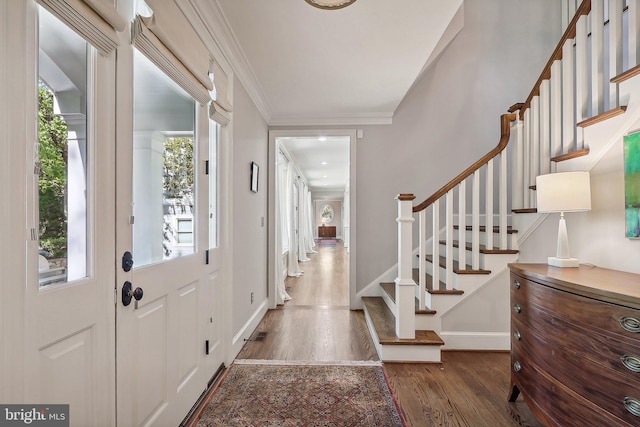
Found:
<box><xmin>536</xmin><ymin>171</ymin><xmax>592</xmax><ymax>213</ymax></box>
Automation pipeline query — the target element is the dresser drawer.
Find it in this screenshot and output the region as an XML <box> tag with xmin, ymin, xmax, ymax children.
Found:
<box><xmin>511</xmin><ymin>273</ymin><xmax>640</xmax><ymax>345</ymax></box>
<box><xmin>511</xmin><ymin>303</ymin><xmax>640</xmax><ymax>382</ymax></box>
<box><xmin>512</xmin><ymin>322</ymin><xmax>640</xmax><ymax>426</ymax></box>
<box><xmin>511</xmin><ymin>345</ymin><xmax>629</xmax><ymax>427</ymax></box>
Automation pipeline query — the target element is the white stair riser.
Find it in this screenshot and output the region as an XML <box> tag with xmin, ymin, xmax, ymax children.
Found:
<box><xmin>416</xmin><ymin>314</ymin><xmax>440</xmax><ymax>331</ymax></box>
<box><xmin>380</xmin><ymin>344</ymin><xmax>441</xmax><ymax>363</ymax></box>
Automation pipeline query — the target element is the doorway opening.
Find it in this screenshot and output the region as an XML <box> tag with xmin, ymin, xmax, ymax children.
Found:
<box><xmin>268</xmin><ymin>130</ymin><xmax>356</xmax><ymax>311</ymax></box>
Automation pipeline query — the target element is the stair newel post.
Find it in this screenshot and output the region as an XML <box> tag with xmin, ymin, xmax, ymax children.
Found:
<box><xmin>418</xmin><ymin>209</ymin><xmax>427</xmax><ymax>311</ymax></box>
<box><xmin>395</xmin><ymin>194</ymin><xmax>416</xmax><ymax>339</ymax></box>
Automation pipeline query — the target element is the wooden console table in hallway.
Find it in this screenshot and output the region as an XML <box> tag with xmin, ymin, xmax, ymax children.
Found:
<box><xmin>318</xmin><ymin>225</ymin><xmax>336</xmax><ymax>239</ymax></box>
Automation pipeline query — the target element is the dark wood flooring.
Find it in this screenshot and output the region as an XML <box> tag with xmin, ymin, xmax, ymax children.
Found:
<box><xmin>233</xmin><ymin>241</ymin><xmax>541</xmax><ymax>426</ymax></box>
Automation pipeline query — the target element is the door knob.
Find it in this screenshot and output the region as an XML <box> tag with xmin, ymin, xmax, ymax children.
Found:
<box><xmin>122</xmin><ymin>281</ymin><xmax>144</xmax><ymax>306</ymax></box>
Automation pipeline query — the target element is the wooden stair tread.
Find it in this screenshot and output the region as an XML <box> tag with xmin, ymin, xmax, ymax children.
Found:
<box><xmin>439</xmin><ymin>240</ymin><xmax>519</xmax><ymax>255</ymax></box>
<box><xmin>412</xmin><ymin>269</ymin><xmax>464</xmax><ymax>295</ymax></box>
<box><xmin>612</xmin><ymin>64</ymin><xmax>640</xmax><ymax>83</ymax></box>
<box><xmin>424</xmin><ymin>255</ymin><xmax>491</xmax><ymax>275</ymax></box>
<box><xmin>551</xmin><ymin>148</ymin><xmax>590</xmax><ymax>163</ymax></box>
<box><xmin>453</xmin><ymin>225</ymin><xmax>518</xmax><ymax>234</ymax></box>
<box><xmin>512</xmin><ymin>208</ymin><xmax>537</xmax><ymax>214</ymax></box>
<box><xmin>529</xmin><ymin>185</ymin><xmax>536</xmax><ymax>190</ymax></box>
<box><xmin>362</xmin><ymin>297</ymin><xmax>444</xmax><ymax>346</ymax></box>
<box><xmin>577</xmin><ymin>106</ymin><xmax>626</xmax><ymax>127</ymax></box>
<box><xmin>380</xmin><ymin>282</ymin><xmax>436</xmax><ymax>314</ymax></box>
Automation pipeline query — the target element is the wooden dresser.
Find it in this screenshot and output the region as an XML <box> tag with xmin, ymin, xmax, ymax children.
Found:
<box><xmin>508</xmin><ymin>263</ymin><xmax>640</xmax><ymax>426</ymax></box>
<box><xmin>318</xmin><ymin>225</ymin><xmax>336</xmax><ymax>239</ymax></box>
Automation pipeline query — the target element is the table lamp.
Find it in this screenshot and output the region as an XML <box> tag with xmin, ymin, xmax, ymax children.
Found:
<box><xmin>535</xmin><ymin>171</ymin><xmax>591</xmax><ymax>268</ymax></box>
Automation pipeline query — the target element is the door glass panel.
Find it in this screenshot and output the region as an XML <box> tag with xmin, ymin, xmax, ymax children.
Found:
<box><xmin>209</xmin><ymin>122</ymin><xmax>219</xmax><ymax>249</ymax></box>
<box><xmin>133</xmin><ymin>50</ymin><xmax>196</xmax><ymax>267</ymax></box>
<box><xmin>37</xmin><ymin>7</ymin><xmax>89</xmax><ymax>287</ymax></box>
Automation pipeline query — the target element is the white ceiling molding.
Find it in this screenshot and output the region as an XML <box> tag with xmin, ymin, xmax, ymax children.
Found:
<box><xmin>187</xmin><ymin>0</ymin><xmax>273</xmax><ymax>124</ymax></box>
<box><xmin>269</xmin><ymin>113</ymin><xmax>393</xmax><ymax>127</ymax></box>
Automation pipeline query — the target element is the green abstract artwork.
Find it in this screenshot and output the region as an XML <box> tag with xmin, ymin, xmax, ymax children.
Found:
<box><xmin>624</xmin><ymin>132</ymin><xmax>640</xmax><ymax>238</ymax></box>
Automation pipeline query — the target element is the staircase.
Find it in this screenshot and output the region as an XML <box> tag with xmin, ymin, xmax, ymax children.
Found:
<box><xmin>363</xmin><ymin>0</ymin><xmax>640</xmax><ymax>362</ymax></box>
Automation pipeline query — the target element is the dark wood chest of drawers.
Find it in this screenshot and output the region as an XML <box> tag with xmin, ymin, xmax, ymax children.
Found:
<box><xmin>508</xmin><ymin>263</ymin><xmax>640</xmax><ymax>426</ymax></box>
<box><xmin>318</xmin><ymin>226</ymin><xmax>336</xmax><ymax>239</ymax></box>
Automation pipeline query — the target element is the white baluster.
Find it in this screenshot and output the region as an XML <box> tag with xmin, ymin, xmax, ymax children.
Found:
<box><xmin>485</xmin><ymin>160</ymin><xmax>494</xmax><ymax>251</ymax></box>
<box><xmin>499</xmin><ymin>151</ymin><xmax>508</xmax><ymax>249</ymax></box>
<box><xmin>562</xmin><ymin>0</ymin><xmax>571</xmax><ymax>31</ymax></box>
<box><xmin>458</xmin><ymin>180</ymin><xmax>466</xmax><ymax>271</ymax></box>
<box><xmin>629</xmin><ymin>0</ymin><xmax>640</xmax><ymax>68</ymax></box>
<box><xmin>395</xmin><ymin>194</ymin><xmax>416</xmax><ymax>339</ymax></box>
<box><xmin>562</xmin><ymin>38</ymin><xmax>576</xmax><ymax>153</ymax></box>
<box><xmin>472</xmin><ymin>171</ymin><xmax>480</xmax><ymax>270</ymax></box>
<box><xmin>531</xmin><ymin>95</ymin><xmax>540</xmax><ymax>208</ymax></box>
<box><xmin>550</xmin><ymin>59</ymin><xmax>563</xmax><ymax>156</ymax></box>
<box><xmin>576</xmin><ymin>14</ymin><xmax>588</xmax><ymax>150</ymax></box>
<box><xmin>609</xmin><ymin>0</ymin><xmax>624</xmax><ymax>108</ymax></box>
<box><xmin>418</xmin><ymin>209</ymin><xmax>426</xmax><ymax>311</ymax></box>
<box><xmin>591</xmin><ymin>0</ymin><xmax>605</xmax><ymax>116</ymax></box>
<box><xmin>432</xmin><ymin>199</ymin><xmax>440</xmax><ymax>293</ymax></box>
<box><xmin>540</xmin><ymin>79</ymin><xmax>551</xmax><ymax>175</ymax></box>
<box><xmin>445</xmin><ymin>190</ymin><xmax>454</xmax><ymax>290</ymax></box>
<box><xmin>513</xmin><ymin>120</ymin><xmax>524</xmax><ymax>210</ymax></box>
<box><xmin>523</xmin><ymin>109</ymin><xmax>531</xmax><ymax>208</ymax></box>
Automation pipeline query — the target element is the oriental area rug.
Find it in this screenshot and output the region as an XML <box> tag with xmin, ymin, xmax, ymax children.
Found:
<box><xmin>194</xmin><ymin>361</ymin><xmax>405</xmax><ymax>427</ymax></box>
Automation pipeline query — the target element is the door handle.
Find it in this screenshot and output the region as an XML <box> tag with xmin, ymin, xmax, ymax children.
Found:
<box><xmin>122</xmin><ymin>281</ymin><xmax>144</xmax><ymax>307</ymax></box>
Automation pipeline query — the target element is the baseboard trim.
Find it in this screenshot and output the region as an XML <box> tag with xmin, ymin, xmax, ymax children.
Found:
<box><xmin>440</xmin><ymin>331</ymin><xmax>510</xmax><ymax>351</ymax></box>
<box><xmin>231</xmin><ymin>299</ymin><xmax>269</xmax><ymax>358</ymax></box>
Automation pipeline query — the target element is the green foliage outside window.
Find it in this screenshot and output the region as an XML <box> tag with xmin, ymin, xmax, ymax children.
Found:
<box><xmin>38</xmin><ymin>84</ymin><xmax>68</xmax><ymax>258</ymax></box>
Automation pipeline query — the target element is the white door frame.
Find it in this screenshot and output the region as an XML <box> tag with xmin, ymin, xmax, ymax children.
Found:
<box><xmin>267</xmin><ymin>129</ymin><xmax>357</xmax><ymax>310</ymax></box>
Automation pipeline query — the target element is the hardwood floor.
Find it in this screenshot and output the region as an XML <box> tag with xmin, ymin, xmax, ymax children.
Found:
<box><xmin>235</xmin><ymin>240</ymin><xmax>541</xmax><ymax>426</ymax></box>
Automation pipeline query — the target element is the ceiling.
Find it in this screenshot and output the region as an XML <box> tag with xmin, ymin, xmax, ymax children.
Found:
<box><xmin>280</xmin><ymin>136</ymin><xmax>350</xmax><ymax>192</ymax></box>
<box><xmin>209</xmin><ymin>0</ymin><xmax>463</xmax><ymax>193</ymax></box>
<box><xmin>215</xmin><ymin>0</ymin><xmax>463</xmax><ymax>125</ymax></box>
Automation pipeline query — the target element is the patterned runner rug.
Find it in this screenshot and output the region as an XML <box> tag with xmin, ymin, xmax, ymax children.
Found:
<box><xmin>195</xmin><ymin>361</ymin><xmax>405</xmax><ymax>426</ymax></box>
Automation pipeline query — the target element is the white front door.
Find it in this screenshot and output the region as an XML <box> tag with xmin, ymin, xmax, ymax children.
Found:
<box><xmin>23</xmin><ymin>6</ymin><xmax>116</xmax><ymax>425</ymax></box>
<box><xmin>115</xmin><ymin>48</ymin><xmax>213</xmax><ymax>427</ymax></box>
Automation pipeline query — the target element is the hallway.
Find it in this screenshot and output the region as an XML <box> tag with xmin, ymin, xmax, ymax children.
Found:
<box><xmin>232</xmin><ymin>241</ymin><xmax>540</xmax><ymax>426</ymax></box>
<box><xmin>237</xmin><ymin>240</ymin><xmax>377</xmax><ymax>361</ymax></box>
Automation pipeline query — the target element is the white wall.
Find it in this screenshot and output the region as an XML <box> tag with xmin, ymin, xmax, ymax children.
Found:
<box><xmin>518</xmin><ymin>135</ymin><xmax>640</xmax><ymax>274</ymax></box>
<box><xmin>352</xmin><ymin>0</ymin><xmax>561</xmax><ymax>293</ymax></box>
<box><xmin>232</xmin><ymin>79</ymin><xmax>269</xmax><ymax>339</ymax></box>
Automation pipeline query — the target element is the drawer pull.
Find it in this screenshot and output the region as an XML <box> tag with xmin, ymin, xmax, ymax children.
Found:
<box><xmin>514</xmin><ymin>304</ymin><xmax>522</xmax><ymax>314</ymax></box>
<box><xmin>623</xmin><ymin>397</ymin><xmax>640</xmax><ymax>417</ymax></box>
<box><xmin>621</xmin><ymin>355</ymin><xmax>640</xmax><ymax>373</ymax></box>
<box><xmin>514</xmin><ymin>361</ymin><xmax>522</xmax><ymax>372</ymax></box>
<box><xmin>619</xmin><ymin>316</ymin><xmax>640</xmax><ymax>333</ymax></box>
<box><xmin>514</xmin><ymin>331</ymin><xmax>521</xmax><ymax>341</ymax></box>
<box><xmin>513</xmin><ymin>280</ymin><xmax>521</xmax><ymax>290</ymax></box>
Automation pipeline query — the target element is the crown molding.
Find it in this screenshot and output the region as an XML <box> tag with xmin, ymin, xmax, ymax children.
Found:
<box><xmin>186</xmin><ymin>0</ymin><xmax>273</xmax><ymax>124</ymax></box>
<box><xmin>269</xmin><ymin>112</ymin><xmax>393</xmax><ymax>127</ymax></box>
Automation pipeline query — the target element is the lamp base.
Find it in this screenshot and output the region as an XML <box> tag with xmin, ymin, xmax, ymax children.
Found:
<box><xmin>548</xmin><ymin>256</ymin><xmax>579</xmax><ymax>268</ymax></box>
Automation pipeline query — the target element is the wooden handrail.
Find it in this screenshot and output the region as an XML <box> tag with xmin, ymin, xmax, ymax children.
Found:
<box><xmin>413</xmin><ymin>113</ymin><xmax>517</xmax><ymax>213</ymax></box>
<box><xmin>520</xmin><ymin>0</ymin><xmax>591</xmax><ymax>120</ymax></box>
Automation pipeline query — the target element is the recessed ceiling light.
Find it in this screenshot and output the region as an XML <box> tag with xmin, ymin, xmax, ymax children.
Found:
<box><xmin>321</xmin><ymin>162</ymin><xmax>328</xmax><ymax>165</ymax></box>
<box><xmin>323</xmin><ymin>175</ymin><xmax>328</xmax><ymax>178</ymax></box>
<box><xmin>318</xmin><ymin>137</ymin><xmax>327</xmax><ymax>142</ymax></box>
